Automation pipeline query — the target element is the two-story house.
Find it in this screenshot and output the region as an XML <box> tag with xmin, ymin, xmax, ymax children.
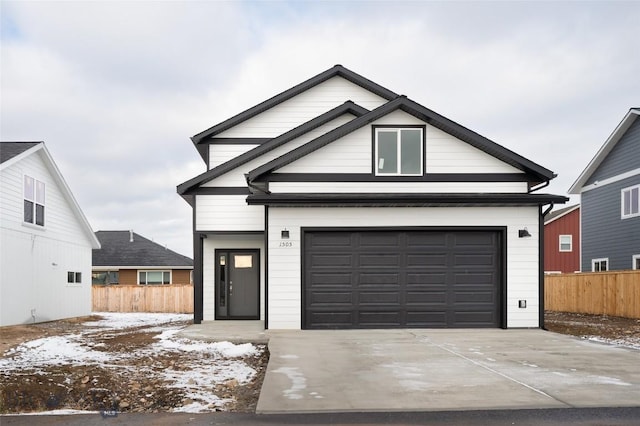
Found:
<box><xmin>1</xmin><ymin>141</ymin><xmax>100</xmax><ymax>326</ymax></box>
<box><xmin>569</xmin><ymin>108</ymin><xmax>640</xmax><ymax>272</ymax></box>
<box><xmin>178</xmin><ymin>65</ymin><xmax>567</xmax><ymax>330</ymax></box>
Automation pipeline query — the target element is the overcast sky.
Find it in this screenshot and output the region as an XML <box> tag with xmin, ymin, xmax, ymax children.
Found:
<box><xmin>2</xmin><ymin>1</ymin><xmax>639</xmax><ymax>258</ymax></box>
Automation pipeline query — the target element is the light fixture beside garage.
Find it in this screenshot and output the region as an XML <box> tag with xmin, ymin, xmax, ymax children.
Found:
<box><xmin>281</xmin><ymin>229</ymin><xmax>290</xmax><ymax>239</ymax></box>
<box><xmin>518</xmin><ymin>228</ymin><xmax>532</xmax><ymax>238</ymax></box>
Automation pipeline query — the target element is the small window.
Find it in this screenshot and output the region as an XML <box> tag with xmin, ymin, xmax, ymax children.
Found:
<box><xmin>67</xmin><ymin>271</ymin><xmax>82</xmax><ymax>283</ymax></box>
<box><xmin>138</xmin><ymin>270</ymin><xmax>171</xmax><ymax>285</ymax></box>
<box><xmin>92</xmin><ymin>271</ymin><xmax>119</xmax><ymax>285</ymax></box>
<box><xmin>559</xmin><ymin>235</ymin><xmax>572</xmax><ymax>252</ymax></box>
<box><xmin>24</xmin><ymin>175</ymin><xmax>45</xmax><ymax>226</ymax></box>
<box><xmin>592</xmin><ymin>258</ymin><xmax>608</xmax><ymax>272</ymax></box>
<box><xmin>633</xmin><ymin>255</ymin><xmax>640</xmax><ymax>270</ymax></box>
<box><xmin>622</xmin><ymin>185</ymin><xmax>640</xmax><ymax>219</ymax></box>
<box><xmin>234</xmin><ymin>255</ymin><xmax>253</xmax><ymax>268</ymax></box>
<box><xmin>375</xmin><ymin>127</ymin><xmax>423</xmax><ymax>176</ymax></box>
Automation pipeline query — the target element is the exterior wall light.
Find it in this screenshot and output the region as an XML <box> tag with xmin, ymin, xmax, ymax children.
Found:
<box><xmin>518</xmin><ymin>228</ymin><xmax>532</xmax><ymax>238</ymax></box>
<box><xmin>281</xmin><ymin>229</ymin><xmax>290</xmax><ymax>239</ymax></box>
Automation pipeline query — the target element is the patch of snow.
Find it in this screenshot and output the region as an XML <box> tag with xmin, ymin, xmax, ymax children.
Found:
<box><xmin>273</xmin><ymin>367</ymin><xmax>306</xmax><ymax>400</ymax></box>
<box><xmin>0</xmin><ymin>312</ymin><xmax>263</xmax><ymax>414</ymax></box>
<box><xmin>586</xmin><ymin>336</ymin><xmax>640</xmax><ymax>351</ymax></box>
<box><xmin>83</xmin><ymin>312</ymin><xmax>191</xmax><ymax>329</ymax></box>
<box><xmin>3</xmin><ymin>409</ymin><xmax>100</xmax><ymax>416</ymax></box>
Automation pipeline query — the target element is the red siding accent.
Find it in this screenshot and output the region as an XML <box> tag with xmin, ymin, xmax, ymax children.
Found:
<box><xmin>544</xmin><ymin>208</ymin><xmax>580</xmax><ymax>273</ymax></box>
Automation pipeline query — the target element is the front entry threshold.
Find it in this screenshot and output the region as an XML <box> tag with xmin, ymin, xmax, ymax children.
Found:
<box><xmin>177</xmin><ymin>320</ymin><xmax>268</xmax><ymax>344</ymax></box>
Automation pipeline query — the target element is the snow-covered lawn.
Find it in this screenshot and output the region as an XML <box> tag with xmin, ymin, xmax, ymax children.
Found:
<box><xmin>0</xmin><ymin>313</ymin><xmax>265</xmax><ymax>414</ymax></box>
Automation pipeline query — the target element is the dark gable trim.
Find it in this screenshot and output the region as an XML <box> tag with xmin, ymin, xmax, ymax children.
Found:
<box><xmin>209</xmin><ymin>138</ymin><xmax>271</xmax><ymax>145</ymax></box>
<box><xmin>191</xmin><ymin>64</ymin><xmax>398</xmax><ymax>144</ymax></box>
<box><xmin>177</xmin><ymin>101</ymin><xmax>369</xmax><ymax>196</ymax></box>
<box><xmin>246</xmin><ymin>193</ymin><xmax>569</xmax><ymax>207</ymax></box>
<box><xmin>260</xmin><ymin>173</ymin><xmax>535</xmax><ymax>183</ymax></box>
<box><xmin>184</xmin><ymin>187</ymin><xmax>251</xmax><ymax>196</ymax></box>
<box><xmin>247</xmin><ymin>96</ymin><xmax>557</xmax><ymax>185</ymax></box>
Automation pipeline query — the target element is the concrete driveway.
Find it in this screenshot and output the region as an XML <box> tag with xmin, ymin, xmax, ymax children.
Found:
<box><xmin>257</xmin><ymin>329</ymin><xmax>640</xmax><ymax>413</ymax></box>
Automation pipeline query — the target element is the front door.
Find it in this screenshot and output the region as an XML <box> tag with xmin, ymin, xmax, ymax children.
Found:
<box><xmin>215</xmin><ymin>250</ymin><xmax>259</xmax><ymax>319</ymax></box>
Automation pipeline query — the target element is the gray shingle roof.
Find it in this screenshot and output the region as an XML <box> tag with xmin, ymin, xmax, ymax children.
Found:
<box><xmin>0</xmin><ymin>142</ymin><xmax>41</xmax><ymax>164</ymax></box>
<box><xmin>93</xmin><ymin>231</ymin><xmax>193</xmax><ymax>268</ymax></box>
<box><xmin>544</xmin><ymin>204</ymin><xmax>579</xmax><ymax>224</ymax></box>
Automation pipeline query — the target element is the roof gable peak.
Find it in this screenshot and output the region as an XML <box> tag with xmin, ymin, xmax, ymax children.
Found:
<box><xmin>191</xmin><ymin>65</ymin><xmax>398</xmax><ymax>144</ymax></box>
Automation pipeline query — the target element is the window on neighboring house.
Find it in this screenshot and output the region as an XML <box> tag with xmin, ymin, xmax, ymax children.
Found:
<box><xmin>633</xmin><ymin>255</ymin><xmax>640</xmax><ymax>270</ymax></box>
<box><xmin>622</xmin><ymin>185</ymin><xmax>640</xmax><ymax>219</ymax></box>
<box><xmin>139</xmin><ymin>270</ymin><xmax>171</xmax><ymax>285</ymax></box>
<box><xmin>592</xmin><ymin>258</ymin><xmax>608</xmax><ymax>272</ymax></box>
<box><xmin>24</xmin><ymin>175</ymin><xmax>45</xmax><ymax>226</ymax></box>
<box><xmin>559</xmin><ymin>235</ymin><xmax>572</xmax><ymax>252</ymax></box>
<box><xmin>375</xmin><ymin>127</ymin><xmax>424</xmax><ymax>176</ymax></box>
<box><xmin>67</xmin><ymin>271</ymin><xmax>82</xmax><ymax>283</ymax></box>
<box><xmin>92</xmin><ymin>271</ymin><xmax>119</xmax><ymax>285</ymax></box>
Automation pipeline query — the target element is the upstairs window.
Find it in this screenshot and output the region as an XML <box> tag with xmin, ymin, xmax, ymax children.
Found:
<box><xmin>559</xmin><ymin>235</ymin><xmax>572</xmax><ymax>252</ymax></box>
<box><xmin>621</xmin><ymin>185</ymin><xmax>639</xmax><ymax>219</ymax></box>
<box><xmin>24</xmin><ymin>175</ymin><xmax>45</xmax><ymax>226</ymax></box>
<box><xmin>375</xmin><ymin>127</ymin><xmax>423</xmax><ymax>176</ymax></box>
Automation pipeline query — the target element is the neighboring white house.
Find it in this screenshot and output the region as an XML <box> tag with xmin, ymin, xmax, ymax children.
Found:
<box><xmin>178</xmin><ymin>65</ymin><xmax>568</xmax><ymax>330</ymax></box>
<box><xmin>0</xmin><ymin>142</ymin><xmax>100</xmax><ymax>326</ymax></box>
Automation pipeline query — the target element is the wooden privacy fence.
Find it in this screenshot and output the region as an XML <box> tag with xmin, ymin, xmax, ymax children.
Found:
<box><xmin>545</xmin><ymin>271</ymin><xmax>640</xmax><ymax>319</ymax></box>
<box><xmin>92</xmin><ymin>284</ymin><xmax>194</xmax><ymax>313</ymax></box>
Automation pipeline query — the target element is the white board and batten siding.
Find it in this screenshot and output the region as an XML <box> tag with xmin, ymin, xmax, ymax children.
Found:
<box><xmin>278</xmin><ymin>110</ymin><xmax>524</xmax><ymax>176</ymax></box>
<box><xmin>195</xmin><ymin>195</ymin><xmax>264</xmax><ymax>231</ymax></box>
<box><xmin>1</xmin><ymin>150</ymin><xmax>95</xmax><ymax>326</ymax></box>
<box><xmin>202</xmin><ymin>235</ymin><xmax>265</xmax><ymax>321</ymax></box>
<box><xmin>203</xmin><ymin>114</ymin><xmax>356</xmax><ymax>188</ymax></box>
<box><xmin>267</xmin><ymin>207</ymin><xmax>540</xmax><ymax>329</ymax></box>
<box><xmin>214</xmin><ymin>76</ymin><xmax>388</xmax><ymax>139</ymax></box>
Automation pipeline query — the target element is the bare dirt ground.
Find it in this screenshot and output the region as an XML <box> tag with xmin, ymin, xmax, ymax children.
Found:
<box><xmin>1</xmin><ymin>311</ymin><xmax>638</xmax><ymax>415</ymax></box>
<box><xmin>0</xmin><ymin>315</ymin><xmax>268</xmax><ymax>414</ymax></box>
<box><xmin>545</xmin><ymin>311</ymin><xmax>640</xmax><ymax>347</ymax></box>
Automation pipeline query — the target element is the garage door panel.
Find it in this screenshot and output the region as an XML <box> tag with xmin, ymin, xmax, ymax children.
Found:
<box><xmin>358</xmin><ymin>233</ymin><xmax>400</xmax><ymax>247</ymax></box>
<box><xmin>359</xmin><ymin>311</ymin><xmax>402</xmax><ymax>326</ymax></box>
<box><xmin>359</xmin><ymin>291</ymin><xmax>401</xmax><ymax>305</ymax></box>
<box><xmin>406</xmin><ymin>291</ymin><xmax>447</xmax><ymax>304</ymax></box>
<box><xmin>359</xmin><ymin>273</ymin><xmax>399</xmax><ymax>285</ymax></box>
<box><xmin>407</xmin><ymin>254</ymin><xmax>447</xmax><ymax>267</ymax></box>
<box><xmin>308</xmin><ymin>291</ymin><xmax>353</xmax><ymax>305</ymax></box>
<box><xmin>309</xmin><ymin>254</ymin><xmax>353</xmax><ymax>268</ymax></box>
<box><xmin>304</xmin><ymin>230</ymin><xmax>501</xmax><ymax>329</ymax></box>
<box><xmin>309</xmin><ymin>273</ymin><xmax>353</xmax><ymax>286</ymax></box>
<box><xmin>359</xmin><ymin>254</ymin><xmax>400</xmax><ymax>267</ymax></box>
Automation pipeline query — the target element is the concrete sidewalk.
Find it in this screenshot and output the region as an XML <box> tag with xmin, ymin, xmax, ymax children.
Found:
<box><xmin>257</xmin><ymin>329</ymin><xmax>640</xmax><ymax>413</ymax></box>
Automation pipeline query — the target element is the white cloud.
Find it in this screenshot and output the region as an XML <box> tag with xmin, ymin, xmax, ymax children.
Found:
<box><xmin>2</xmin><ymin>0</ymin><xmax>639</xmax><ymax>256</ymax></box>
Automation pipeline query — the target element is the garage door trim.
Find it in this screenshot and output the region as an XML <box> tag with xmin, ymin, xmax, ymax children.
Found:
<box><xmin>301</xmin><ymin>226</ymin><xmax>507</xmax><ymax>329</ymax></box>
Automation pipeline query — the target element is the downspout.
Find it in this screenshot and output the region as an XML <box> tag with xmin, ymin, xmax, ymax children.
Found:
<box><xmin>539</xmin><ymin>202</ymin><xmax>555</xmax><ymax>329</ymax></box>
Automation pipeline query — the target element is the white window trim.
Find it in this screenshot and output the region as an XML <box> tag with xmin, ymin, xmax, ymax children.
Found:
<box><xmin>633</xmin><ymin>254</ymin><xmax>640</xmax><ymax>270</ymax></box>
<box><xmin>374</xmin><ymin>127</ymin><xmax>424</xmax><ymax>176</ymax></box>
<box><xmin>138</xmin><ymin>270</ymin><xmax>172</xmax><ymax>285</ymax></box>
<box><xmin>591</xmin><ymin>258</ymin><xmax>609</xmax><ymax>272</ymax></box>
<box><xmin>558</xmin><ymin>234</ymin><xmax>573</xmax><ymax>252</ymax></box>
<box><xmin>23</xmin><ymin>174</ymin><xmax>46</xmax><ymax>227</ymax></box>
<box><xmin>621</xmin><ymin>184</ymin><xmax>640</xmax><ymax>219</ymax></box>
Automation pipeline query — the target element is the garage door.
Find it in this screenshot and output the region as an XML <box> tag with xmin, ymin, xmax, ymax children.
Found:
<box><xmin>303</xmin><ymin>230</ymin><xmax>502</xmax><ymax>329</ymax></box>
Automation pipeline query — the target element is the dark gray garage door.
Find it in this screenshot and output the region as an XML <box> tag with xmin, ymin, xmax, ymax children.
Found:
<box><xmin>303</xmin><ymin>230</ymin><xmax>502</xmax><ymax>329</ymax></box>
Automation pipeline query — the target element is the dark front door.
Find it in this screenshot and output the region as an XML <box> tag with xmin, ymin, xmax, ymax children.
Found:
<box><xmin>215</xmin><ymin>250</ymin><xmax>259</xmax><ymax>319</ymax></box>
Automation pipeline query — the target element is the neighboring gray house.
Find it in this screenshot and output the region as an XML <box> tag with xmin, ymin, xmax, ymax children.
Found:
<box><xmin>178</xmin><ymin>65</ymin><xmax>567</xmax><ymax>330</ymax></box>
<box><xmin>569</xmin><ymin>108</ymin><xmax>640</xmax><ymax>271</ymax></box>
<box><xmin>92</xmin><ymin>230</ymin><xmax>193</xmax><ymax>286</ymax></box>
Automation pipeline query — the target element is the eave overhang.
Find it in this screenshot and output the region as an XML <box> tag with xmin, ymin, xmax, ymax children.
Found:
<box><xmin>246</xmin><ymin>193</ymin><xmax>569</xmax><ymax>207</ymax></box>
